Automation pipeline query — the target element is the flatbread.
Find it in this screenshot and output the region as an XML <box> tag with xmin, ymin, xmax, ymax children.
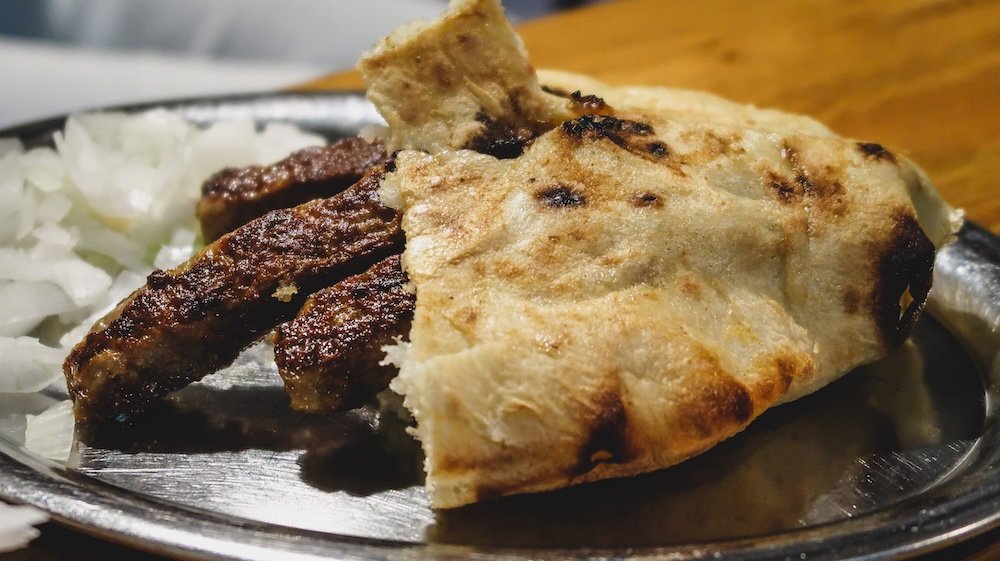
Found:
<box><xmin>358</xmin><ymin>0</ymin><xmax>569</xmax><ymax>153</ymax></box>
<box><xmin>362</xmin><ymin>0</ymin><xmax>962</xmax><ymax>508</ymax></box>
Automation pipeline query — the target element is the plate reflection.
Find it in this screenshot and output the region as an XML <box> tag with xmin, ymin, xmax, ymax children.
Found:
<box><xmin>65</xmin><ymin>315</ymin><xmax>983</xmax><ymax>547</ymax></box>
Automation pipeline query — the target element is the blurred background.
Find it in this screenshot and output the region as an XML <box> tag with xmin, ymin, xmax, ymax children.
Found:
<box><xmin>0</xmin><ymin>0</ymin><xmax>604</xmax><ymax>127</ymax></box>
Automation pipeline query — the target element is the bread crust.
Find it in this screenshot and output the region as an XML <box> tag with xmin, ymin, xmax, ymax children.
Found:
<box><xmin>363</xmin><ymin>0</ymin><xmax>962</xmax><ymax>509</ymax></box>
<box><xmin>386</xmin><ymin>104</ymin><xmax>958</xmax><ymax>508</ymax></box>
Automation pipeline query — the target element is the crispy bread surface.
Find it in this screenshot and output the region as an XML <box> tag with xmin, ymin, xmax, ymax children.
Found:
<box><xmin>358</xmin><ymin>0</ymin><xmax>569</xmax><ymax>153</ymax></box>
<box><xmin>386</xmin><ymin>110</ymin><xmax>958</xmax><ymax>508</ymax></box>
<box><xmin>365</xmin><ymin>0</ymin><xmax>962</xmax><ymax>508</ymax></box>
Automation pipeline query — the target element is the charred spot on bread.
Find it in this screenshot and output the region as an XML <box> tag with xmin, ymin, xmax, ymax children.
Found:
<box><xmin>778</xmin><ymin>144</ymin><xmax>848</xmax><ymax>215</ymax></box>
<box><xmin>536</xmin><ymin>183</ymin><xmax>586</xmax><ymax>208</ymax></box>
<box><xmin>540</xmin><ymin>84</ymin><xmax>570</xmax><ymax>97</ymax></box>
<box><xmin>869</xmin><ymin>211</ymin><xmax>935</xmax><ymax>348</ymax></box>
<box><xmin>803</xmin><ymin>165</ymin><xmax>847</xmax><ymax>213</ymax></box>
<box><xmin>772</xmin><ymin>356</ymin><xmax>799</xmax><ymax>395</ymax></box>
<box><xmin>682</xmin><ymin>373</ymin><xmax>755</xmax><ymax>439</ymax></box>
<box><xmin>483</xmin><ymin>136</ymin><xmax>531</xmax><ymax>160</ymax></box>
<box><xmin>646</xmin><ymin>141</ymin><xmax>669</xmax><ymax>157</ymax></box>
<box><xmin>468</xmin><ymin>112</ymin><xmax>537</xmax><ymax>159</ymax></box>
<box><xmin>793</xmin><ymin>173</ymin><xmax>812</xmax><ymax>192</ymax></box>
<box><xmin>569</xmin><ymin>90</ymin><xmax>614</xmax><ymax>116</ymax></box>
<box><xmin>561</xmin><ymin>114</ymin><xmax>653</xmax><ymax>143</ymax></box>
<box><xmin>766</xmin><ymin>172</ymin><xmax>801</xmax><ymax>203</ymax></box>
<box><xmin>560</xmin><ymin>115</ymin><xmax>674</xmax><ymax>164</ymax></box>
<box><xmin>747</xmin><ymin>354</ymin><xmax>804</xmax><ymax>405</ymax></box>
<box><xmin>631</xmin><ymin>192</ymin><xmax>663</xmax><ymax>208</ymax></box>
<box><xmin>573</xmin><ymin>388</ymin><xmax>635</xmax><ymax>476</ymax></box>
<box><xmin>673</xmin><ymin>347</ymin><xmax>756</xmax><ymax>440</ymax></box>
<box><xmin>540</xmin><ymin>85</ymin><xmax>613</xmax><ymax>116</ymax></box>
<box><xmin>857</xmin><ymin>142</ymin><xmax>896</xmax><ymax>163</ymax></box>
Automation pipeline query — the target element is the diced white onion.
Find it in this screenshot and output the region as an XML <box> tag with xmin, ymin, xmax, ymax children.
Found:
<box><xmin>0</xmin><ymin>248</ymin><xmax>111</xmax><ymax>307</ymax></box>
<box><xmin>21</xmin><ymin>148</ymin><xmax>66</xmax><ymax>194</ymax></box>
<box><xmin>0</xmin><ymin>337</ymin><xmax>64</xmax><ymax>393</ymax></box>
<box><xmin>153</xmin><ymin>226</ymin><xmax>197</xmax><ymax>270</ymax></box>
<box><xmin>24</xmin><ymin>400</ymin><xmax>75</xmax><ymax>461</ymax></box>
<box><xmin>0</xmin><ymin>282</ymin><xmax>75</xmax><ymax>337</ymax></box>
<box><xmin>0</xmin><ymin>503</ymin><xmax>48</xmax><ymax>553</ymax></box>
<box><xmin>0</xmin><ymin>109</ymin><xmax>324</xmax><ymax>448</ymax></box>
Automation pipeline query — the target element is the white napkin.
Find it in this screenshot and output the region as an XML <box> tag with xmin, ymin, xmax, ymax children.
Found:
<box><xmin>0</xmin><ymin>503</ymin><xmax>48</xmax><ymax>553</ymax></box>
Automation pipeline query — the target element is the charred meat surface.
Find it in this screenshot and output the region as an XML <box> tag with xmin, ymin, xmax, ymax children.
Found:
<box><xmin>275</xmin><ymin>254</ymin><xmax>413</xmax><ymax>413</ymax></box>
<box><xmin>198</xmin><ymin>137</ymin><xmax>387</xmax><ymax>241</ymax></box>
<box><xmin>64</xmin><ymin>168</ymin><xmax>402</xmax><ymax>424</ymax></box>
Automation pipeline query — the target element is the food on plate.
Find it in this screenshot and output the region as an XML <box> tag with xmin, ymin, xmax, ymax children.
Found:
<box><xmin>0</xmin><ymin>111</ymin><xmax>322</xmax><ymax>394</ymax></box>
<box><xmin>64</xmin><ymin>168</ymin><xmax>402</xmax><ymax>423</ymax></box>
<box><xmin>274</xmin><ymin>254</ymin><xmax>413</xmax><ymax>412</ymax></box>
<box><xmin>58</xmin><ymin>0</ymin><xmax>962</xmax><ymax>509</ymax></box>
<box><xmin>197</xmin><ymin>137</ymin><xmax>386</xmax><ymax>242</ymax></box>
<box><xmin>362</xmin><ymin>0</ymin><xmax>961</xmax><ymax>507</ymax></box>
<box><xmin>358</xmin><ymin>0</ymin><xmax>570</xmax><ymax>156</ymax></box>
<box><xmin>382</xmin><ymin>119</ymin><xmax>954</xmax><ymax>507</ymax></box>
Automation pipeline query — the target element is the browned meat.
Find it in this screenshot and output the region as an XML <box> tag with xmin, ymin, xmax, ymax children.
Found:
<box><xmin>64</xmin><ymin>168</ymin><xmax>402</xmax><ymax>424</ymax></box>
<box><xmin>274</xmin><ymin>254</ymin><xmax>413</xmax><ymax>413</ymax></box>
<box><xmin>197</xmin><ymin>137</ymin><xmax>387</xmax><ymax>241</ymax></box>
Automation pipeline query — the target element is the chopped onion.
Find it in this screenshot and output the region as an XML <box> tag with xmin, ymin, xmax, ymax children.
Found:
<box><xmin>0</xmin><ymin>248</ymin><xmax>111</xmax><ymax>307</ymax></box>
<box><xmin>0</xmin><ymin>282</ymin><xmax>74</xmax><ymax>337</ymax></box>
<box><xmin>24</xmin><ymin>400</ymin><xmax>74</xmax><ymax>461</ymax></box>
<box><xmin>0</xmin><ymin>337</ymin><xmax>64</xmax><ymax>393</ymax></box>
<box><xmin>153</xmin><ymin>226</ymin><xmax>197</xmax><ymax>270</ymax></box>
<box><xmin>20</xmin><ymin>147</ymin><xmax>66</xmax><ymax>193</ymax></box>
<box><xmin>0</xmin><ymin>503</ymin><xmax>48</xmax><ymax>553</ymax></box>
<box><xmin>0</xmin><ymin>109</ymin><xmax>325</xmax><ymax>451</ymax></box>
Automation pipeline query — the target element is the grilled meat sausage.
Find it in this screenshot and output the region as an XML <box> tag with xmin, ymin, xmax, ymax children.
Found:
<box><xmin>274</xmin><ymin>254</ymin><xmax>413</xmax><ymax>413</ymax></box>
<box><xmin>197</xmin><ymin>137</ymin><xmax>386</xmax><ymax>241</ymax></box>
<box><xmin>64</xmin><ymin>167</ymin><xmax>402</xmax><ymax>423</ymax></box>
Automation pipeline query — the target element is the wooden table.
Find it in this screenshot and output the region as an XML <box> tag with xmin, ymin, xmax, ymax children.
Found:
<box><xmin>7</xmin><ymin>0</ymin><xmax>999</xmax><ymax>559</ymax></box>
<box><xmin>302</xmin><ymin>0</ymin><xmax>1000</xmax><ymax>234</ymax></box>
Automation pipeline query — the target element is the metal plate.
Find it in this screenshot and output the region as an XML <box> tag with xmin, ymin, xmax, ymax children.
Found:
<box><xmin>0</xmin><ymin>92</ymin><xmax>998</xmax><ymax>561</ymax></box>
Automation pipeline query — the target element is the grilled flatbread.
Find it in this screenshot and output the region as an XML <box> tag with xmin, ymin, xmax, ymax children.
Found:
<box><xmin>362</xmin><ymin>0</ymin><xmax>962</xmax><ymax>508</ymax></box>
<box><xmin>358</xmin><ymin>0</ymin><xmax>569</xmax><ymax>154</ymax></box>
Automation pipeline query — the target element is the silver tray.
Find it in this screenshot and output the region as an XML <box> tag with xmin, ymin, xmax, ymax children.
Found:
<box><xmin>1</xmin><ymin>92</ymin><xmax>998</xmax><ymax>561</ymax></box>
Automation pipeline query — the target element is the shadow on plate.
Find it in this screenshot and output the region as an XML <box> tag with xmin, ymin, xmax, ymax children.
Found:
<box><xmin>76</xmin><ymin>380</ymin><xmax>425</xmax><ymax>497</ymax></box>
<box><xmin>427</xmin><ymin>316</ymin><xmax>984</xmax><ymax>547</ymax></box>
<box><xmin>70</xmin><ymin>316</ymin><xmax>985</xmax><ymax>546</ymax></box>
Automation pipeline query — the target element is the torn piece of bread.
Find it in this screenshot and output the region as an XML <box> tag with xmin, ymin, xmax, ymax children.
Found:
<box><xmin>363</xmin><ymin>0</ymin><xmax>963</xmax><ymax>509</ymax></box>
<box><xmin>358</xmin><ymin>0</ymin><xmax>569</xmax><ymax>153</ymax></box>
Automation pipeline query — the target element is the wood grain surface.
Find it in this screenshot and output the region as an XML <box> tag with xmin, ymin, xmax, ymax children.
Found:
<box><xmin>6</xmin><ymin>0</ymin><xmax>999</xmax><ymax>560</ymax></box>
<box><xmin>300</xmin><ymin>0</ymin><xmax>1000</xmax><ymax>233</ymax></box>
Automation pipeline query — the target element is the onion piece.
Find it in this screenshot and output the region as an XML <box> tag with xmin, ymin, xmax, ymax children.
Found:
<box><xmin>0</xmin><ymin>248</ymin><xmax>111</xmax><ymax>307</ymax></box>
<box><xmin>0</xmin><ymin>282</ymin><xmax>74</xmax><ymax>337</ymax></box>
<box><xmin>24</xmin><ymin>400</ymin><xmax>74</xmax><ymax>462</ymax></box>
<box><xmin>0</xmin><ymin>503</ymin><xmax>48</xmax><ymax>553</ymax></box>
<box><xmin>0</xmin><ymin>337</ymin><xmax>64</xmax><ymax>393</ymax></box>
